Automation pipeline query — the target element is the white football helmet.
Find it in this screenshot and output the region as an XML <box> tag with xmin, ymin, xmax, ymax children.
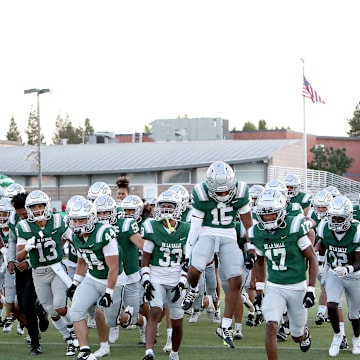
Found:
<box><xmin>87</xmin><ymin>182</ymin><xmax>112</xmax><ymax>201</ymax></box>
<box><xmin>154</xmin><ymin>190</ymin><xmax>182</xmax><ymax>221</ymax></box>
<box><xmin>311</xmin><ymin>190</ymin><xmax>333</xmax><ymax>220</ymax></box>
<box><xmin>25</xmin><ymin>190</ymin><xmax>52</xmax><ymax>222</ymax></box>
<box><xmin>168</xmin><ymin>184</ymin><xmax>190</xmax><ymax>213</ymax></box>
<box><xmin>0</xmin><ymin>187</ymin><xmax>6</xmax><ymax>199</ymax></box>
<box><xmin>94</xmin><ymin>194</ymin><xmax>117</xmax><ymax>225</ymax></box>
<box><xmin>327</xmin><ymin>195</ymin><xmax>353</xmax><ymax>233</ymax></box>
<box><xmin>0</xmin><ymin>197</ymin><xmax>14</xmax><ymax>228</ymax></box>
<box><xmin>4</xmin><ymin>183</ymin><xmax>25</xmax><ymax>198</ymax></box>
<box><xmin>65</xmin><ymin>195</ymin><xmax>86</xmax><ymax>225</ymax></box>
<box><xmin>283</xmin><ymin>173</ymin><xmax>301</xmax><ymax>198</ymax></box>
<box><xmin>256</xmin><ymin>189</ymin><xmax>287</xmax><ymax>231</ymax></box>
<box><xmin>265</xmin><ymin>179</ymin><xmax>288</xmax><ymax>198</ymax></box>
<box><xmin>206</xmin><ymin>161</ymin><xmax>236</xmax><ymax>203</ymax></box>
<box><xmin>249</xmin><ymin>184</ymin><xmax>265</xmax><ymax>207</ymax></box>
<box><xmin>121</xmin><ymin>195</ymin><xmax>144</xmax><ymax>221</ymax></box>
<box><xmin>67</xmin><ymin>198</ymin><xmax>97</xmax><ymax>235</ymax></box>
<box><xmin>324</xmin><ymin>185</ymin><xmax>340</xmax><ymax>198</ymax></box>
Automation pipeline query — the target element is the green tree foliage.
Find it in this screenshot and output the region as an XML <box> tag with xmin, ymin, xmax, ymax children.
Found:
<box><xmin>6</xmin><ymin>116</ymin><xmax>23</xmax><ymax>143</ymax></box>
<box><xmin>53</xmin><ymin>114</ymin><xmax>95</xmax><ymax>144</ymax></box>
<box><xmin>242</xmin><ymin>121</ymin><xmax>257</xmax><ymax>131</ymax></box>
<box><xmin>308</xmin><ymin>145</ymin><xmax>354</xmax><ymax>176</ymax></box>
<box><xmin>83</xmin><ymin>118</ymin><xmax>94</xmax><ymax>143</ymax></box>
<box><xmin>258</xmin><ymin>119</ymin><xmax>267</xmax><ymax>130</ymax></box>
<box><xmin>25</xmin><ymin>109</ymin><xmax>45</xmax><ymax>145</ymax></box>
<box><xmin>144</xmin><ymin>125</ymin><xmax>151</xmax><ymax>134</ymax></box>
<box><xmin>347</xmin><ymin>102</ymin><xmax>360</xmax><ymax>136</ymax></box>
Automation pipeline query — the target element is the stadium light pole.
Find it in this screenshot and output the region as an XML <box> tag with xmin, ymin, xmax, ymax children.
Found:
<box><xmin>24</xmin><ymin>88</ymin><xmax>51</xmax><ymax>190</ymax></box>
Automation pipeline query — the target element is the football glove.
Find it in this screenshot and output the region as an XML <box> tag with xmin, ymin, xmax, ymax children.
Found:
<box><xmin>25</xmin><ymin>237</ymin><xmax>36</xmax><ymax>252</ymax></box>
<box><xmin>99</xmin><ymin>292</ymin><xmax>113</xmax><ymax>308</ymax></box>
<box><xmin>244</xmin><ymin>253</ymin><xmax>256</xmax><ymax>270</ymax></box>
<box><xmin>303</xmin><ymin>287</ymin><xmax>316</xmax><ymax>308</ymax></box>
<box><xmin>143</xmin><ymin>280</ymin><xmax>155</xmax><ymax>301</ymax></box>
<box><xmin>66</xmin><ymin>284</ymin><xmax>77</xmax><ymax>299</ymax></box>
<box><xmin>171</xmin><ymin>282</ymin><xmax>185</xmax><ymax>303</ymax></box>
<box><xmin>333</xmin><ymin>266</ymin><xmax>353</xmax><ymax>276</ymax></box>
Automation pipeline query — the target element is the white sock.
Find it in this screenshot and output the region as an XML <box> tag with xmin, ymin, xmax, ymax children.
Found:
<box><xmin>221</xmin><ymin>317</ymin><xmax>232</xmax><ymax>329</ymax></box>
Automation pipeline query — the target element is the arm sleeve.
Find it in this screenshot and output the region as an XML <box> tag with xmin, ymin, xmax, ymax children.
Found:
<box><xmin>143</xmin><ymin>240</ymin><xmax>155</xmax><ymax>254</ymax></box>
<box><xmin>6</xmin><ymin>229</ymin><xmax>17</xmax><ymax>262</ymax></box>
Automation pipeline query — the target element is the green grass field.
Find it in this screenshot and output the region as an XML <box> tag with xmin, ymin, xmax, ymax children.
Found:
<box><xmin>0</xmin><ymin>293</ymin><xmax>355</xmax><ymax>360</ymax></box>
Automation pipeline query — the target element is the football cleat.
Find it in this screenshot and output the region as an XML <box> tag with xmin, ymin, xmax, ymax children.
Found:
<box><xmin>189</xmin><ymin>311</ymin><xmax>200</xmax><ymax>323</ymax></box>
<box><xmin>93</xmin><ymin>346</ymin><xmax>110</xmax><ymax>357</ymax></box>
<box><xmin>315</xmin><ymin>312</ymin><xmax>326</xmax><ymax>326</ymax></box>
<box><xmin>277</xmin><ymin>320</ymin><xmax>290</xmax><ymax>341</ymax></box>
<box><xmin>2</xmin><ymin>317</ymin><xmax>13</xmax><ymax>333</ymax></box>
<box><xmin>233</xmin><ymin>328</ymin><xmax>243</xmax><ymax>340</ymax></box>
<box><xmin>163</xmin><ymin>335</ymin><xmax>172</xmax><ymax>352</ymax></box>
<box><xmin>299</xmin><ymin>326</ymin><xmax>311</xmax><ymax>352</ymax></box>
<box><xmin>65</xmin><ymin>340</ymin><xmax>77</xmax><ymax>357</ymax></box>
<box><xmin>216</xmin><ymin>327</ymin><xmax>235</xmax><ymax>348</ymax></box>
<box><xmin>241</xmin><ymin>293</ymin><xmax>255</xmax><ymax>313</ymax></box>
<box><xmin>29</xmin><ymin>344</ymin><xmax>42</xmax><ymax>355</ymax></box>
<box><xmin>340</xmin><ymin>335</ymin><xmax>349</xmax><ymax>350</ymax></box>
<box><xmin>181</xmin><ymin>289</ymin><xmax>199</xmax><ymax>311</ymax></box>
<box><xmin>109</xmin><ymin>325</ymin><xmax>119</xmax><ymax>343</ymax></box>
<box><xmin>246</xmin><ymin>313</ymin><xmax>256</xmax><ymax>327</ymax></box>
<box><xmin>329</xmin><ymin>332</ymin><xmax>342</xmax><ymax>357</ymax></box>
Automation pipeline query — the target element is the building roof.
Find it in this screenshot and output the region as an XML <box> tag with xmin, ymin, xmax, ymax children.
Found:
<box><xmin>0</xmin><ymin>139</ymin><xmax>300</xmax><ymax>176</ymax></box>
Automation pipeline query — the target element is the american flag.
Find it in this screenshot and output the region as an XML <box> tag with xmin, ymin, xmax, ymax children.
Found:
<box><xmin>302</xmin><ymin>77</ymin><xmax>325</xmax><ymax>104</ymax></box>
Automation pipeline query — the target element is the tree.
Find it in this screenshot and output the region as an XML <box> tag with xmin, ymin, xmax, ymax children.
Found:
<box><xmin>82</xmin><ymin>118</ymin><xmax>94</xmax><ymax>143</ymax></box>
<box><xmin>25</xmin><ymin>108</ymin><xmax>45</xmax><ymax>145</ymax></box>
<box><xmin>347</xmin><ymin>102</ymin><xmax>360</xmax><ymax>136</ymax></box>
<box><xmin>144</xmin><ymin>125</ymin><xmax>151</xmax><ymax>134</ymax></box>
<box><xmin>6</xmin><ymin>116</ymin><xmax>23</xmax><ymax>143</ymax></box>
<box><xmin>258</xmin><ymin>119</ymin><xmax>267</xmax><ymax>130</ymax></box>
<box><xmin>242</xmin><ymin>122</ymin><xmax>257</xmax><ymax>131</ymax></box>
<box><xmin>308</xmin><ymin>145</ymin><xmax>354</xmax><ymax>176</ymax></box>
<box><xmin>53</xmin><ymin>114</ymin><xmax>95</xmax><ymax>144</ymax></box>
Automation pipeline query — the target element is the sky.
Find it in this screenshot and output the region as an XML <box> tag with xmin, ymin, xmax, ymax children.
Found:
<box><xmin>1</xmin><ymin>0</ymin><xmax>360</xmax><ymax>144</ymax></box>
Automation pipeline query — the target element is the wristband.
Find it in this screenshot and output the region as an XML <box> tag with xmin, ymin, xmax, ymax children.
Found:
<box><xmin>307</xmin><ymin>286</ymin><xmax>315</xmax><ymax>294</ymax></box>
<box><xmin>142</xmin><ymin>273</ymin><xmax>150</xmax><ymax>283</ymax></box>
<box><xmin>244</xmin><ymin>242</ymin><xmax>255</xmax><ymax>251</ymax></box>
<box><xmin>256</xmin><ymin>282</ymin><xmax>265</xmax><ymax>291</ymax></box>
<box><xmin>140</xmin><ymin>266</ymin><xmax>150</xmax><ymax>277</ymax></box>
<box><xmin>73</xmin><ymin>274</ymin><xmax>84</xmax><ymax>285</ymax></box>
<box><xmin>317</xmin><ymin>255</ymin><xmax>326</xmax><ymax>263</ymax></box>
<box><xmin>105</xmin><ymin>287</ymin><xmax>114</xmax><ymax>297</ymax></box>
<box><xmin>346</xmin><ymin>265</ymin><xmax>354</xmax><ymax>274</ymax></box>
<box><xmin>179</xmin><ymin>274</ymin><xmax>187</xmax><ymax>286</ymax></box>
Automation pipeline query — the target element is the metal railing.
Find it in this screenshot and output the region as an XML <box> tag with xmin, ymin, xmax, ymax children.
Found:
<box><xmin>268</xmin><ymin>166</ymin><xmax>360</xmax><ymax>203</ymax></box>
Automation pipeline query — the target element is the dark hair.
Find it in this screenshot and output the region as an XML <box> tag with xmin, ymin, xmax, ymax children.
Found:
<box><xmin>115</xmin><ymin>175</ymin><xmax>130</xmax><ymax>192</ymax></box>
<box><xmin>11</xmin><ymin>193</ymin><xmax>28</xmax><ymax>209</ymax></box>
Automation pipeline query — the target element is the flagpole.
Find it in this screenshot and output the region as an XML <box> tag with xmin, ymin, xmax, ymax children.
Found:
<box><xmin>300</xmin><ymin>58</ymin><xmax>307</xmax><ymax>192</ymax></box>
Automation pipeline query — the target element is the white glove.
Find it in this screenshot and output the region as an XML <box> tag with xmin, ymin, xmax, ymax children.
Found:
<box><xmin>333</xmin><ymin>266</ymin><xmax>353</xmax><ymax>276</ymax></box>
<box><xmin>25</xmin><ymin>237</ymin><xmax>36</xmax><ymax>252</ymax></box>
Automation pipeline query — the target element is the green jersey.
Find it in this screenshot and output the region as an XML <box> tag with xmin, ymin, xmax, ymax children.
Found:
<box><xmin>16</xmin><ymin>214</ymin><xmax>68</xmax><ymax>269</ymax></box>
<box><xmin>317</xmin><ymin>220</ymin><xmax>360</xmax><ymax>269</ymax></box>
<box><xmin>72</xmin><ymin>222</ymin><xmax>123</xmax><ymax>279</ymax></box>
<box><xmin>141</xmin><ymin>219</ymin><xmax>189</xmax><ymax>285</ymax></box>
<box><xmin>116</xmin><ymin>217</ymin><xmax>141</xmax><ymax>276</ymax></box>
<box><xmin>191</xmin><ymin>181</ymin><xmax>250</xmax><ymax>229</ymax></box>
<box><xmin>353</xmin><ymin>204</ymin><xmax>360</xmax><ymax>222</ymax></box>
<box><xmin>248</xmin><ymin>214</ymin><xmax>310</xmax><ymax>285</ymax></box>
<box><xmin>289</xmin><ymin>191</ymin><xmax>312</xmax><ymax>210</ymax></box>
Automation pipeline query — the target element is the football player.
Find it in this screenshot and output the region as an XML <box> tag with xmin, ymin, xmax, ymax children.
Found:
<box><xmin>183</xmin><ymin>161</ymin><xmax>253</xmax><ymax>348</ymax></box>
<box><xmin>140</xmin><ymin>190</ymin><xmax>189</xmax><ymax>360</ymax></box>
<box><xmin>317</xmin><ymin>195</ymin><xmax>360</xmax><ymax>356</ymax></box>
<box><xmin>248</xmin><ymin>188</ymin><xmax>317</xmax><ymax>359</ymax></box>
